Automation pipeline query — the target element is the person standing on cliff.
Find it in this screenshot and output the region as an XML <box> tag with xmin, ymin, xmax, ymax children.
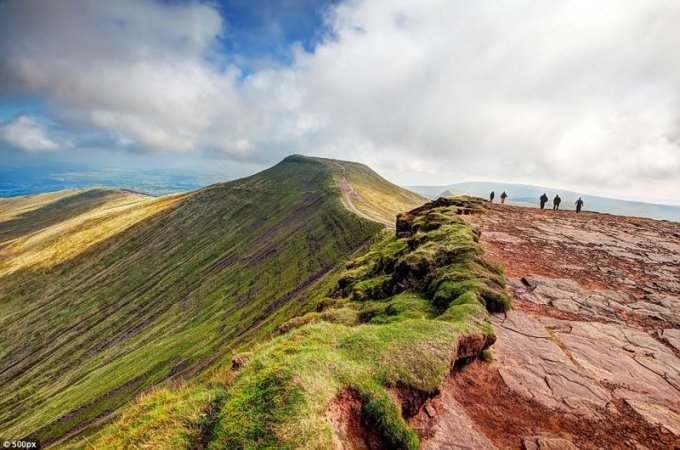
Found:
<box><xmin>540</xmin><ymin>193</ymin><xmax>548</xmax><ymax>209</ymax></box>
<box><xmin>500</xmin><ymin>191</ymin><xmax>508</xmax><ymax>204</ymax></box>
<box><xmin>575</xmin><ymin>197</ymin><xmax>584</xmax><ymax>213</ymax></box>
<box><xmin>489</xmin><ymin>191</ymin><xmax>495</xmax><ymax>202</ymax></box>
<box><xmin>553</xmin><ymin>195</ymin><xmax>561</xmax><ymax>210</ymax></box>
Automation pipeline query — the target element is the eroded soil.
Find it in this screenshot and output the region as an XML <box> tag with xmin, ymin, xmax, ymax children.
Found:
<box><xmin>417</xmin><ymin>205</ymin><xmax>680</xmax><ymax>449</ymax></box>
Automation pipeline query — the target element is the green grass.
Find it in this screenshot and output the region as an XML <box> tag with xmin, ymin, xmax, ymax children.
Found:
<box><xmin>0</xmin><ymin>156</ymin><xmax>389</xmax><ymax>443</ymax></box>
<box><xmin>209</xmin><ymin>319</ymin><xmax>462</xmax><ymax>449</ymax></box>
<box><xmin>480</xmin><ymin>349</ymin><xmax>494</xmax><ymax>362</ymax></box>
<box><xmin>94</xmin><ymin>384</ymin><xmax>225</xmax><ymax>450</ymax></box>
<box><xmin>309</xmin><ymin>156</ymin><xmax>427</xmax><ymax>226</ymax></box>
<box><xmin>94</xmin><ymin>196</ymin><xmax>510</xmax><ymax>449</ymax></box>
<box><xmin>0</xmin><ymin>155</ymin><xmax>508</xmax><ymax>449</ymax></box>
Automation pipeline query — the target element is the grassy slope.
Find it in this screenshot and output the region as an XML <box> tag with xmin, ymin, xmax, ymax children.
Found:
<box><xmin>0</xmin><ymin>188</ymin><xmax>150</xmax><ymax>244</ymax></box>
<box><xmin>310</xmin><ymin>156</ymin><xmax>427</xmax><ymax>226</ymax></box>
<box><xmin>0</xmin><ymin>188</ymin><xmax>182</xmax><ymax>276</ymax></box>
<box><xmin>96</xmin><ymin>197</ymin><xmax>510</xmax><ymax>449</ymax></box>
<box><xmin>0</xmin><ymin>156</ymin><xmax>393</xmax><ymax>444</ymax></box>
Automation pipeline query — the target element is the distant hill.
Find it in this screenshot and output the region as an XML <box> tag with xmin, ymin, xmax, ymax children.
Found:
<box><xmin>0</xmin><ymin>155</ymin><xmax>423</xmax><ymax>445</ymax></box>
<box><xmin>407</xmin><ymin>182</ymin><xmax>680</xmax><ymax>222</ymax></box>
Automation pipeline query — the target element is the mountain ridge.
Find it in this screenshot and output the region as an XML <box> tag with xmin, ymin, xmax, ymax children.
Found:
<box><xmin>0</xmin><ymin>155</ymin><xmax>424</xmax><ymax>445</ymax></box>
<box><xmin>95</xmin><ymin>196</ymin><xmax>510</xmax><ymax>449</ymax></box>
<box><xmin>2</xmin><ymin>156</ymin><xmax>676</xmax><ymax>449</ymax></box>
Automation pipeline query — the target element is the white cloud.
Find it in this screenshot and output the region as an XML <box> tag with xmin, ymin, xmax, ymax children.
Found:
<box><xmin>0</xmin><ymin>0</ymin><xmax>232</xmax><ymax>153</ymax></box>
<box><xmin>0</xmin><ymin>115</ymin><xmax>60</xmax><ymax>151</ymax></box>
<box><xmin>1</xmin><ymin>0</ymin><xmax>679</xmax><ymax>203</ymax></box>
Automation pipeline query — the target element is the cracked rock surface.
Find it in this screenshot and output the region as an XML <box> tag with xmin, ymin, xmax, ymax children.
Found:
<box><xmin>428</xmin><ymin>205</ymin><xmax>680</xmax><ymax>449</ymax></box>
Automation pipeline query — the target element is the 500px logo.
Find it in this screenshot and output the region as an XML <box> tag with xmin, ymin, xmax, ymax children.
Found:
<box><xmin>2</xmin><ymin>441</ymin><xmax>38</xmax><ymax>449</ymax></box>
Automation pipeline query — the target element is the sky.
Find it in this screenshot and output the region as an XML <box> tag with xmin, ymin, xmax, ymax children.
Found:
<box><xmin>1</xmin><ymin>0</ymin><xmax>679</xmax><ymax>205</ymax></box>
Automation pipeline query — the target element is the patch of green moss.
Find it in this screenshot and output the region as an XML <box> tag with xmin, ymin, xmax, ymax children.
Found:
<box><xmin>360</xmin><ymin>292</ymin><xmax>434</xmax><ymax>324</ymax></box>
<box><xmin>278</xmin><ymin>307</ymin><xmax>360</xmax><ymax>334</ymax></box>
<box><xmin>209</xmin><ymin>318</ymin><xmax>484</xmax><ymax>449</ymax></box>
<box><xmin>360</xmin><ymin>383</ymin><xmax>419</xmax><ymax>450</ymax></box>
<box><xmin>480</xmin><ymin>349</ymin><xmax>494</xmax><ymax>362</ymax></box>
<box><xmin>351</xmin><ymin>274</ymin><xmax>393</xmax><ymax>301</ymax></box>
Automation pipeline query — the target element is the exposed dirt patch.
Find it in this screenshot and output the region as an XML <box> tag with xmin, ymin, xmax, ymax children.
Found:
<box><xmin>325</xmin><ymin>389</ymin><xmax>389</xmax><ymax>450</ymax></box>
<box><xmin>389</xmin><ymin>383</ymin><xmax>435</xmax><ymax>419</ymax></box>
<box><xmin>408</xmin><ymin>363</ymin><xmax>497</xmax><ymax>449</ymax></box>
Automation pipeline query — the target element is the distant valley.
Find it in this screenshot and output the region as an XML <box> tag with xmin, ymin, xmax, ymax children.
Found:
<box><xmin>0</xmin><ymin>165</ymin><xmax>228</xmax><ymax>198</ymax></box>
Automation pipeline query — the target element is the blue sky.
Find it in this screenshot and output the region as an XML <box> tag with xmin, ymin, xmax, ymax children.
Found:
<box><xmin>0</xmin><ymin>99</ymin><xmax>45</xmax><ymax>121</ymax></box>
<box><xmin>213</xmin><ymin>0</ymin><xmax>338</xmax><ymax>64</ymax></box>
<box><xmin>1</xmin><ymin>0</ymin><xmax>679</xmax><ymax>204</ymax></box>
<box><xmin>1</xmin><ymin>0</ymin><xmax>336</xmax><ymax>123</ymax></box>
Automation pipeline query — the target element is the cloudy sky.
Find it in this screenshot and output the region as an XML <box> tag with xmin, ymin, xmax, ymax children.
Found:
<box><xmin>1</xmin><ymin>0</ymin><xmax>679</xmax><ymax>204</ymax></box>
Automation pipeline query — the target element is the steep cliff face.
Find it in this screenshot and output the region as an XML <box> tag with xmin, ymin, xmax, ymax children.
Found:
<box><xmin>418</xmin><ymin>202</ymin><xmax>680</xmax><ymax>449</ymax></box>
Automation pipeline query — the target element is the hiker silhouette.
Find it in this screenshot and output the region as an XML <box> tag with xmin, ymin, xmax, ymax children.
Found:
<box><xmin>553</xmin><ymin>195</ymin><xmax>561</xmax><ymax>210</ymax></box>
<box><xmin>500</xmin><ymin>191</ymin><xmax>508</xmax><ymax>204</ymax></box>
<box><xmin>489</xmin><ymin>191</ymin><xmax>495</xmax><ymax>202</ymax></box>
<box><xmin>540</xmin><ymin>193</ymin><xmax>548</xmax><ymax>210</ymax></box>
<box><xmin>575</xmin><ymin>197</ymin><xmax>584</xmax><ymax>213</ymax></box>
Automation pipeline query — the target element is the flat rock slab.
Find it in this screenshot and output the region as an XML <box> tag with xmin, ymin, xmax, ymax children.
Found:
<box><xmin>492</xmin><ymin>311</ymin><xmax>611</xmax><ymax>419</ymax></box>
<box><xmin>660</xmin><ymin>328</ymin><xmax>680</xmax><ymax>353</ymax></box>
<box><xmin>625</xmin><ymin>399</ymin><xmax>680</xmax><ymax>436</ymax></box>
<box><xmin>552</xmin><ymin>321</ymin><xmax>680</xmax><ymax>404</ymax></box>
<box><xmin>510</xmin><ymin>275</ymin><xmax>680</xmax><ymax>325</ymax></box>
<box><xmin>492</xmin><ymin>310</ymin><xmax>680</xmax><ymax>435</ymax></box>
<box><xmin>466</xmin><ymin>205</ymin><xmax>680</xmax><ymax>308</ymax></box>
<box><xmin>523</xmin><ymin>436</ymin><xmax>579</xmax><ymax>450</ymax></box>
<box><xmin>456</xmin><ymin>204</ymin><xmax>680</xmax><ymax>447</ymax></box>
<box><xmin>414</xmin><ymin>377</ymin><xmax>497</xmax><ymax>450</ymax></box>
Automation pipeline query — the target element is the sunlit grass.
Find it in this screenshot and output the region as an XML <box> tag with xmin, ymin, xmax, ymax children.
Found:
<box><xmin>309</xmin><ymin>156</ymin><xmax>426</xmax><ymax>226</ymax></box>
<box><xmin>0</xmin><ymin>189</ymin><xmax>184</xmax><ymax>276</ymax></box>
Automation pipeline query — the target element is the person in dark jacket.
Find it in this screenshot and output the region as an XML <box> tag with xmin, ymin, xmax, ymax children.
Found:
<box><xmin>540</xmin><ymin>193</ymin><xmax>548</xmax><ymax>209</ymax></box>
<box><xmin>575</xmin><ymin>197</ymin><xmax>584</xmax><ymax>213</ymax></box>
<box><xmin>553</xmin><ymin>195</ymin><xmax>561</xmax><ymax>210</ymax></box>
<box><xmin>489</xmin><ymin>191</ymin><xmax>495</xmax><ymax>202</ymax></box>
<box><xmin>500</xmin><ymin>191</ymin><xmax>508</xmax><ymax>204</ymax></box>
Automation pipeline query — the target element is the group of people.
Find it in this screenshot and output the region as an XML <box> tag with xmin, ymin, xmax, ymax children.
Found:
<box><xmin>489</xmin><ymin>191</ymin><xmax>585</xmax><ymax>213</ymax></box>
